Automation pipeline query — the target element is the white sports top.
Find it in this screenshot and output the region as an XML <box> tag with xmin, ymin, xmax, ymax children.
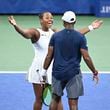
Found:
<box><xmin>27</xmin><ymin>28</ymin><xmax>54</xmax><ymax>84</ymax></box>
<box><xmin>33</xmin><ymin>28</ymin><xmax>54</xmax><ymax>68</ymax></box>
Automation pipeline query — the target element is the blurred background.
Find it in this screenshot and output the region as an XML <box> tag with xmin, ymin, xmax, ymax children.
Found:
<box><xmin>0</xmin><ymin>0</ymin><xmax>110</xmax><ymax>72</ymax></box>
<box><xmin>0</xmin><ymin>1</ymin><xmax>110</xmax><ymax>110</ymax></box>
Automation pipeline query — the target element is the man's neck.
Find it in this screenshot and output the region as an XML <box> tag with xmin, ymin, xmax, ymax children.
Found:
<box><xmin>65</xmin><ymin>25</ymin><xmax>74</xmax><ymax>29</ymax></box>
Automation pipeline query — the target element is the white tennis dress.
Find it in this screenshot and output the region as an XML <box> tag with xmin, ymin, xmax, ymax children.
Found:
<box><xmin>27</xmin><ymin>28</ymin><xmax>54</xmax><ymax>84</ymax></box>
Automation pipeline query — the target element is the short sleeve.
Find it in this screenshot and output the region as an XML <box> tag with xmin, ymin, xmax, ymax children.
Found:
<box><xmin>49</xmin><ymin>34</ymin><xmax>55</xmax><ymax>47</ymax></box>
<box><xmin>80</xmin><ymin>35</ymin><xmax>88</xmax><ymax>50</ymax></box>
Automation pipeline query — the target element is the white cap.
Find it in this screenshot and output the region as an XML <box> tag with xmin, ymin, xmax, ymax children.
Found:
<box><xmin>62</xmin><ymin>11</ymin><xmax>76</xmax><ymax>23</ymax></box>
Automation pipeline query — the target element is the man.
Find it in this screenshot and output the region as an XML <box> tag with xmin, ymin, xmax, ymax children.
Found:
<box><xmin>41</xmin><ymin>11</ymin><xmax>99</xmax><ymax>110</ymax></box>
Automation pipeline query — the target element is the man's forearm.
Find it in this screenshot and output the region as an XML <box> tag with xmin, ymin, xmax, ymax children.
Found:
<box><xmin>78</xmin><ymin>25</ymin><xmax>94</xmax><ymax>35</ymax></box>
<box><xmin>44</xmin><ymin>55</ymin><xmax>53</xmax><ymax>70</ymax></box>
<box><xmin>83</xmin><ymin>56</ymin><xmax>96</xmax><ymax>73</ymax></box>
<box><xmin>78</xmin><ymin>27</ymin><xmax>90</xmax><ymax>35</ymax></box>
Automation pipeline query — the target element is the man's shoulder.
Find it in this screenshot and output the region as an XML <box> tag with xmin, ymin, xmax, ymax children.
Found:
<box><xmin>53</xmin><ymin>29</ymin><xmax>84</xmax><ymax>37</ymax></box>
<box><xmin>53</xmin><ymin>29</ymin><xmax>63</xmax><ymax>36</ymax></box>
<box><xmin>73</xmin><ymin>29</ymin><xmax>83</xmax><ymax>35</ymax></box>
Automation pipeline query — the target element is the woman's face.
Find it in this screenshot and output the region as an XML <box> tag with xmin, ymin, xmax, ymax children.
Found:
<box><xmin>40</xmin><ymin>12</ymin><xmax>53</xmax><ymax>29</ymax></box>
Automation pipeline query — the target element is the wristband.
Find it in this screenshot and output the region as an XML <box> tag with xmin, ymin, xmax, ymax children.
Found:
<box><xmin>88</xmin><ymin>25</ymin><xmax>94</xmax><ymax>31</ymax></box>
<box><xmin>93</xmin><ymin>72</ymin><xmax>98</xmax><ymax>76</ymax></box>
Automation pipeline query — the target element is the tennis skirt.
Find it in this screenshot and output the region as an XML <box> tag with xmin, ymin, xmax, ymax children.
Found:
<box><xmin>26</xmin><ymin>58</ymin><xmax>52</xmax><ymax>84</ymax></box>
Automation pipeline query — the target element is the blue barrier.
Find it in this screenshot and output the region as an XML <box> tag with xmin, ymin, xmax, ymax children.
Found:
<box><xmin>0</xmin><ymin>0</ymin><xmax>95</xmax><ymax>14</ymax></box>
<box><xmin>95</xmin><ymin>0</ymin><xmax>110</xmax><ymax>17</ymax></box>
<box><xmin>0</xmin><ymin>0</ymin><xmax>110</xmax><ymax>17</ymax></box>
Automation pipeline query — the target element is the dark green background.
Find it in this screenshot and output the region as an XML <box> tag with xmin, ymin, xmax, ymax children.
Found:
<box><xmin>0</xmin><ymin>15</ymin><xmax>109</xmax><ymax>71</ymax></box>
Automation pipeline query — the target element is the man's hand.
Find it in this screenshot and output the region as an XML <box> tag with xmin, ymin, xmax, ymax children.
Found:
<box><xmin>91</xmin><ymin>20</ymin><xmax>103</xmax><ymax>29</ymax></box>
<box><xmin>8</xmin><ymin>16</ymin><xmax>17</xmax><ymax>26</ymax></box>
<box><xmin>93</xmin><ymin>70</ymin><xmax>99</xmax><ymax>84</ymax></box>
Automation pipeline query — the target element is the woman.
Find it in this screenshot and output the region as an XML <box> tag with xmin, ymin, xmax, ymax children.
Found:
<box><xmin>8</xmin><ymin>12</ymin><xmax>102</xmax><ymax>110</ymax></box>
